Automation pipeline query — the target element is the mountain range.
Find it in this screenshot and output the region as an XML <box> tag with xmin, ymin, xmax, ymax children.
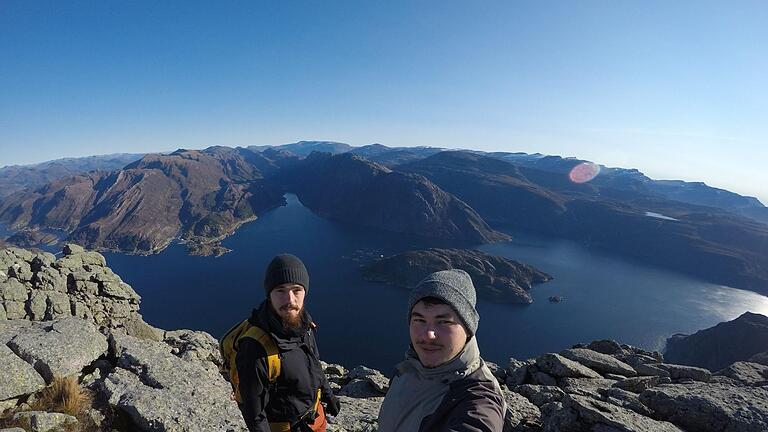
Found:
<box><xmin>0</xmin><ymin>141</ymin><xmax>766</xmax><ymax>294</ymax></box>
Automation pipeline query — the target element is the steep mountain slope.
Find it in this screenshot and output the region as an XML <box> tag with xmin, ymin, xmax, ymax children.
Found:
<box><xmin>0</xmin><ymin>148</ymin><xmax>286</xmax><ymax>254</ymax></box>
<box><xmin>276</xmin><ymin>152</ymin><xmax>510</xmax><ymax>243</ymax></box>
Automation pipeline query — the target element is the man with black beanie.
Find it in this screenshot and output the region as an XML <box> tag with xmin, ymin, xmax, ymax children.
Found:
<box><xmin>235</xmin><ymin>254</ymin><xmax>340</xmax><ymax>432</ymax></box>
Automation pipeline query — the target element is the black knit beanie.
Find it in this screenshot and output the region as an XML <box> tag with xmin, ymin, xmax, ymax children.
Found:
<box><xmin>263</xmin><ymin>254</ymin><xmax>310</xmax><ymax>296</ymax></box>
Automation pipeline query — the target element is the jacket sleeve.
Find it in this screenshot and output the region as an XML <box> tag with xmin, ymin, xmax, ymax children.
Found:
<box><xmin>309</xmin><ymin>328</ymin><xmax>336</xmax><ymax>402</ymax></box>
<box><xmin>443</xmin><ymin>388</ymin><xmax>505</xmax><ymax>432</ymax></box>
<box><xmin>236</xmin><ymin>338</ymin><xmax>272</xmax><ymax>432</ymax></box>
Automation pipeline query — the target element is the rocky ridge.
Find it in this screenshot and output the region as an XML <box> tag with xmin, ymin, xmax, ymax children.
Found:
<box><xmin>1</xmin><ymin>245</ymin><xmax>767</xmax><ymax>432</ymax></box>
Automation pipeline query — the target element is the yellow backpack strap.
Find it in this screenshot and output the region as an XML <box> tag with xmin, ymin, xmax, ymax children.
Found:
<box><xmin>239</xmin><ymin>325</ymin><xmax>281</xmax><ymax>383</ymax></box>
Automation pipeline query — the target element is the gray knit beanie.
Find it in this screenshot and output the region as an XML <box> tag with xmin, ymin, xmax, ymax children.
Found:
<box><xmin>263</xmin><ymin>254</ymin><xmax>310</xmax><ymax>296</ymax></box>
<box><xmin>408</xmin><ymin>269</ymin><xmax>479</xmax><ymax>336</ymax></box>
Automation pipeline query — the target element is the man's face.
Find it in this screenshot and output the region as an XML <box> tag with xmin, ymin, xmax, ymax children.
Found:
<box><xmin>269</xmin><ymin>283</ymin><xmax>306</xmax><ymax>327</ymax></box>
<box><xmin>409</xmin><ymin>300</ymin><xmax>468</xmax><ymax>368</ymax></box>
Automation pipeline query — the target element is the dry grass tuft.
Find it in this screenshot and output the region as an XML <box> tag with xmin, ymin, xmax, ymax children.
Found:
<box><xmin>31</xmin><ymin>375</ymin><xmax>93</xmax><ymax>418</ymax></box>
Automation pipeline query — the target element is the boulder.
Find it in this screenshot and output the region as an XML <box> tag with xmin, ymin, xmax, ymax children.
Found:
<box><xmin>346</xmin><ymin>366</ymin><xmax>389</xmax><ymax>394</ymax></box>
<box><xmin>598</xmin><ymin>387</ymin><xmax>654</xmax><ymax>417</ymax></box>
<box><xmin>715</xmin><ymin>361</ymin><xmax>768</xmax><ymax>386</ymax></box>
<box><xmin>535</xmin><ymin>353</ymin><xmax>601</xmax><ymax>379</ymax></box>
<box><xmin>327</xmin><ymin>395</ymin><xmax>383</xmax><ymax>432</ymax></box>
<box><xmin>6</xmin><ymin>317</ymin><xmax>108</xmax><ymax>382</ymax></box>
<box><xmin>564</xmin><ymin>394</ymin><xmax>684</xmax><ymax>431</ymax></box>
<box><xmin>633</xmin><ymin>363</ymin><xmax>670</xmax><ymax>378</ymax></box>
<box><xmin>0</xmin><ymin>344</ymin><xmax>46</xmax><ymax>400</ymax></box>
<box><xmin>560</xmin><ymin>348</ymin><xmax>637</xmax><ymax>377</ymax></box>
<box><xmin>586</xmin><ymin>340</ymin><xmax>626</xmax><ymax>355</ymax></box>
<box><xmin>613</xmin><ymin>376</ymin><xmax>669</xmax><ymax>393</ymax></box>
<box><xmin>506</xmin><ymin>358</ymin><xmax>533</xmax><ymax>386</ymax></box>
<box><xmin>502</xmin><ymin>388</ymin><xmax>541</xmax><ymax>430</ymax></box>
<box><xmin>514</xmin><ymin>384</ymin><xmax>566</xmax><ymax>407</ymax></box>
<box><xmin>12</xmin><ymin>411</ymin><xmax>78</xmax><ymax>432</ymax></box>
<box><xmin>101</xmin><ymin>332</ymin><xmax>247</xmax><ymax>431</ymax></box>
<box><xmin>654</xmin><ymin>363</ymin><xmax>712</xmax><ymax>382</ymax></box>
<box><xmin>640</xmin><ymin>382</ymin><xmax>768</xmax><ymax>432</ymax></box>
<box><xmin>560</xmin><ymin>378</ymin><xmax>617</xmax><ymax>399</ymax></box>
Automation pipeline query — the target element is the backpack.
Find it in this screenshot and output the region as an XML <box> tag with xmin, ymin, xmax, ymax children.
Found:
<box><xmin>220</xmin><ymin>319</ymin><xmax>281</xmax><ymax>403</ymax></box>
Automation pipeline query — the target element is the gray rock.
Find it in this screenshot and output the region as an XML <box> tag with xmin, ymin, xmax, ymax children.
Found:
<box><xmin>325</xmin><ymin>363</ymin><xmax>347</xmax><ymax>377</ymax></box>
<box><xmin>0</xmin><ymin>427</ymin><xmax>26</xmax><ymax>432</ymax></box>
<box><xmin>506</xmin><ymin>358</ymin><xmax>533</xmax><ymax>386</ymax></box>
<box><xmin>26</xmin><ymin>291</ymin><xmax>48</xmax><ymax>320</ymax></box>
<box><xmin>0</xmin><ymin>304</ymin><xmax>5</xmax><ymax>320</ymax></box>
<box><xmin>587</xmin><ymin>340</ymin><xmax>626</xmax><ymax>355</ymax></box>
<box><xmin>598</xmin><ymin>387</ymin><xmax>654</xmax><ymax>417</ymax></box>
<box><xmin>7</xmin><ymin>317</ymin><xmax>108</xmax><ymax>382</ymax></box>
<box><xmin>12</xmin><ymin>411</ymin><xmax>78</xmax><ymax>432</ymax></box>
<box><xmin>560</xmin><ymin>348</ymin><xmax>637</xmax><ymax>377</ymax></box>
<box><xmin>640</xmin><ymin>381</ymin><xmax>768</xmax><ymax>432</ymax></box>
<box><xmin>502</xmin><ymin>388</ymin><xmax>541</xmax><ymax>430</ymax></box>
<box><xmin>514</xmin><ymin>384</ymin><xmax>566</xmax><ymax>407</ymax></box>
<box><xmin>9</xmin><ymin>262</ymin><xmax>33</xmax><ymax>282</ymax></box>
<box><xmin>346</xmin><ymin>366</ymin><xmax>389</xmax><ymax>394</ymax></box>
<box><xmin>633</xmin><ymin>363</ymin><xmax>670</xmax><ymax>377</ymax></box>
<box><xmin>338</xmin><ymin>379</ymin><xmax>382</xmax><ymax>398</ymax></box>
<box><xmin>535</xmin><ymin>353</ymin><xmax>601</xmax><ymax>379</ymax></box>
<box><xmin>4</xmin><ymin>301</ymin><xmax>25</xmax><ymax>320</ymax></box>
<box><xmin>715</xmin><ymin>361</ymin><xmax>768</xmax><ymax>386</ymax></box>
<box><xmin>327</xmin><ymin>395</ymin><xmax>383</xmax><ymax>432</ymax></box>
<box><xmin>565</xmin><ymin>394</ymin><xmax>684</xmax><ymax>431</ymax></box>
<box><xmin>560</xmin><ymin>378</ymin><xmax>617</xmax><ymax>399</ymax></box>
<box><xmin>613</xmin><ymin>376</ymin><xmax>668</xmax><ymax>393</ymax></box>
<box><xmin>655</xmin><ymin>363</ymin><xmax>712</xmax><ymax>382</ymax></box>
<box><xmin>617</xmin><ymin>353</ymin><xmax>659</xmax><ymax>367</ymax></box>
<box><xmin>101</xmin><ymin>332</ymin><xmax>247</xmax><ymax>431</ymax></box>
<box><xmin>0</xmin><ymin>344</ymin><xmax>46</xmax><ymax>400</ymax></box>
<box><xmin>540</xmin><ymin>401</ymin><xmax>580</xmax><ymax>432</ymax></box>
<box><xmin>0</xmin><ymin>279</ymin><xmax>28</xmax><ymax>302</ymax></box>
<box><xmin>530</xmin><ymin>371</ymin><xmax>557</xmax><ymax>386</ymax></box>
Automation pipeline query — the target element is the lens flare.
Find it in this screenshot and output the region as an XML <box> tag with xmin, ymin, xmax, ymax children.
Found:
<box><xmin>569</xmin><ymin>162</ymin><xmax>601</xmax><ymax>184</ymax></box>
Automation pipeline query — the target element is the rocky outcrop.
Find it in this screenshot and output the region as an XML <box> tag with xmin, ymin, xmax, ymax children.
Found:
<box><xmin>664</xmin><ymin>311</ymin><xmax>768</xmax><ymax>371</ymax></box>
<box><xmin>360</xmin><ymin>248</ymin><xmax>551</xmax><ymax>303</ymax></box>
<box><xmin>277</xmin><ymin>152</ymin><xmax>510</xmax><ymax>243</ymax></box>
<box><xmin>0</xmin><ymin>245</ymin><xmax>155</xmax><ymax>337</ymax></box>
<box><xmin>0</xmin><ymin>244</ymin><xmax>247</xmax><ymax>431</ymax></box>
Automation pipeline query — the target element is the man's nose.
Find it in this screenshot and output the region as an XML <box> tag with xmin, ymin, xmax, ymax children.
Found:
<box><xmin>425</xmin><ymin>329</ymin><xmax>437</xmax><ymax>340</ymax></box>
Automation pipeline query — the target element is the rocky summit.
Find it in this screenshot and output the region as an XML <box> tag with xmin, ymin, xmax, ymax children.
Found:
<box><xmin>1</xmin><ymin>245</ymin><xmax>767</xmax><ymax>432</ymax></box>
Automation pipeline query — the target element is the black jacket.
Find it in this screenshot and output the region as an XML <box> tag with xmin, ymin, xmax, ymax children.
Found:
<box><xmin>236</xmin><ymin>300</ymin><xmax>333</xmax><ymax>432</ymax></box>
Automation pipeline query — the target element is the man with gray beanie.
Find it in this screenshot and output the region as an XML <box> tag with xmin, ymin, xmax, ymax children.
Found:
<box><xmin>377</xmin><ymin>269</ymin><xmax>505</xmax><ymax>432</ymax></box>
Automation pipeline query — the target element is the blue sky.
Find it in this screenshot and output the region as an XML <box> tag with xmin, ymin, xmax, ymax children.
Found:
<box><xmin>1</xmin><ymin>1</ymin><xmax>766</xmax><ymax>202</ymax></box>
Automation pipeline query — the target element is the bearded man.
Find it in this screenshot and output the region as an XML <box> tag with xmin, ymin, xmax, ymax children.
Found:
<box><xmin>236</xmin><ymin>254</ymin><xmax>340</xmax><ymax>432</ymax></box>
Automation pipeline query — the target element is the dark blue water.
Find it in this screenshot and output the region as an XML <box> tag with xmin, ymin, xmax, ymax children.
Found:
<box><xmin>104</xmin><ymin>194</ymin><xmax>768</xmax><ymax>371</ymax></box>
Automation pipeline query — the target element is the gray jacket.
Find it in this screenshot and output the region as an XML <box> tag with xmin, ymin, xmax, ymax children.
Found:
<box><xmin>378</xmin><ymin>337</ymin><xmax>506</xmax><ymax>432</ymax></box>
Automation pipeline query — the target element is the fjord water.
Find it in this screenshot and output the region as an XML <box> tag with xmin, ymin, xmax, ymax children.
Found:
<box><xmin>105</xmin><ymin>194</ymin><xmax>768</xmax><ymax>371</ymax></box>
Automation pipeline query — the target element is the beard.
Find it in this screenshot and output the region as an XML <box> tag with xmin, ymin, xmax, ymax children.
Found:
<box><xmin>278</xmin><ymin>304</ymin><xmax>304</xmax><ymax>329</ymax></box>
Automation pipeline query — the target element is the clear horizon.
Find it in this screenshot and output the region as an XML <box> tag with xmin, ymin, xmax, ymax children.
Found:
<box><xmin>2</xmin><ymin>1</ymin><xmax>766</xmax><ymax>203</ymax></box>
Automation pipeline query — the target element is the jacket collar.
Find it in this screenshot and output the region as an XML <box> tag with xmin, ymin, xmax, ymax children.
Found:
<box><xmin>399</xmin><ymin>336</ymin><xmax>482</xmax><ymax>382</ymax></box>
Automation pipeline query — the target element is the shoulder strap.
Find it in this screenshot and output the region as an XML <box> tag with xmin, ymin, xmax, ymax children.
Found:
<box><xmin>239</xmin><ymin>325</ymin><xmax>281</xmax><ymax>383</ymax></box>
